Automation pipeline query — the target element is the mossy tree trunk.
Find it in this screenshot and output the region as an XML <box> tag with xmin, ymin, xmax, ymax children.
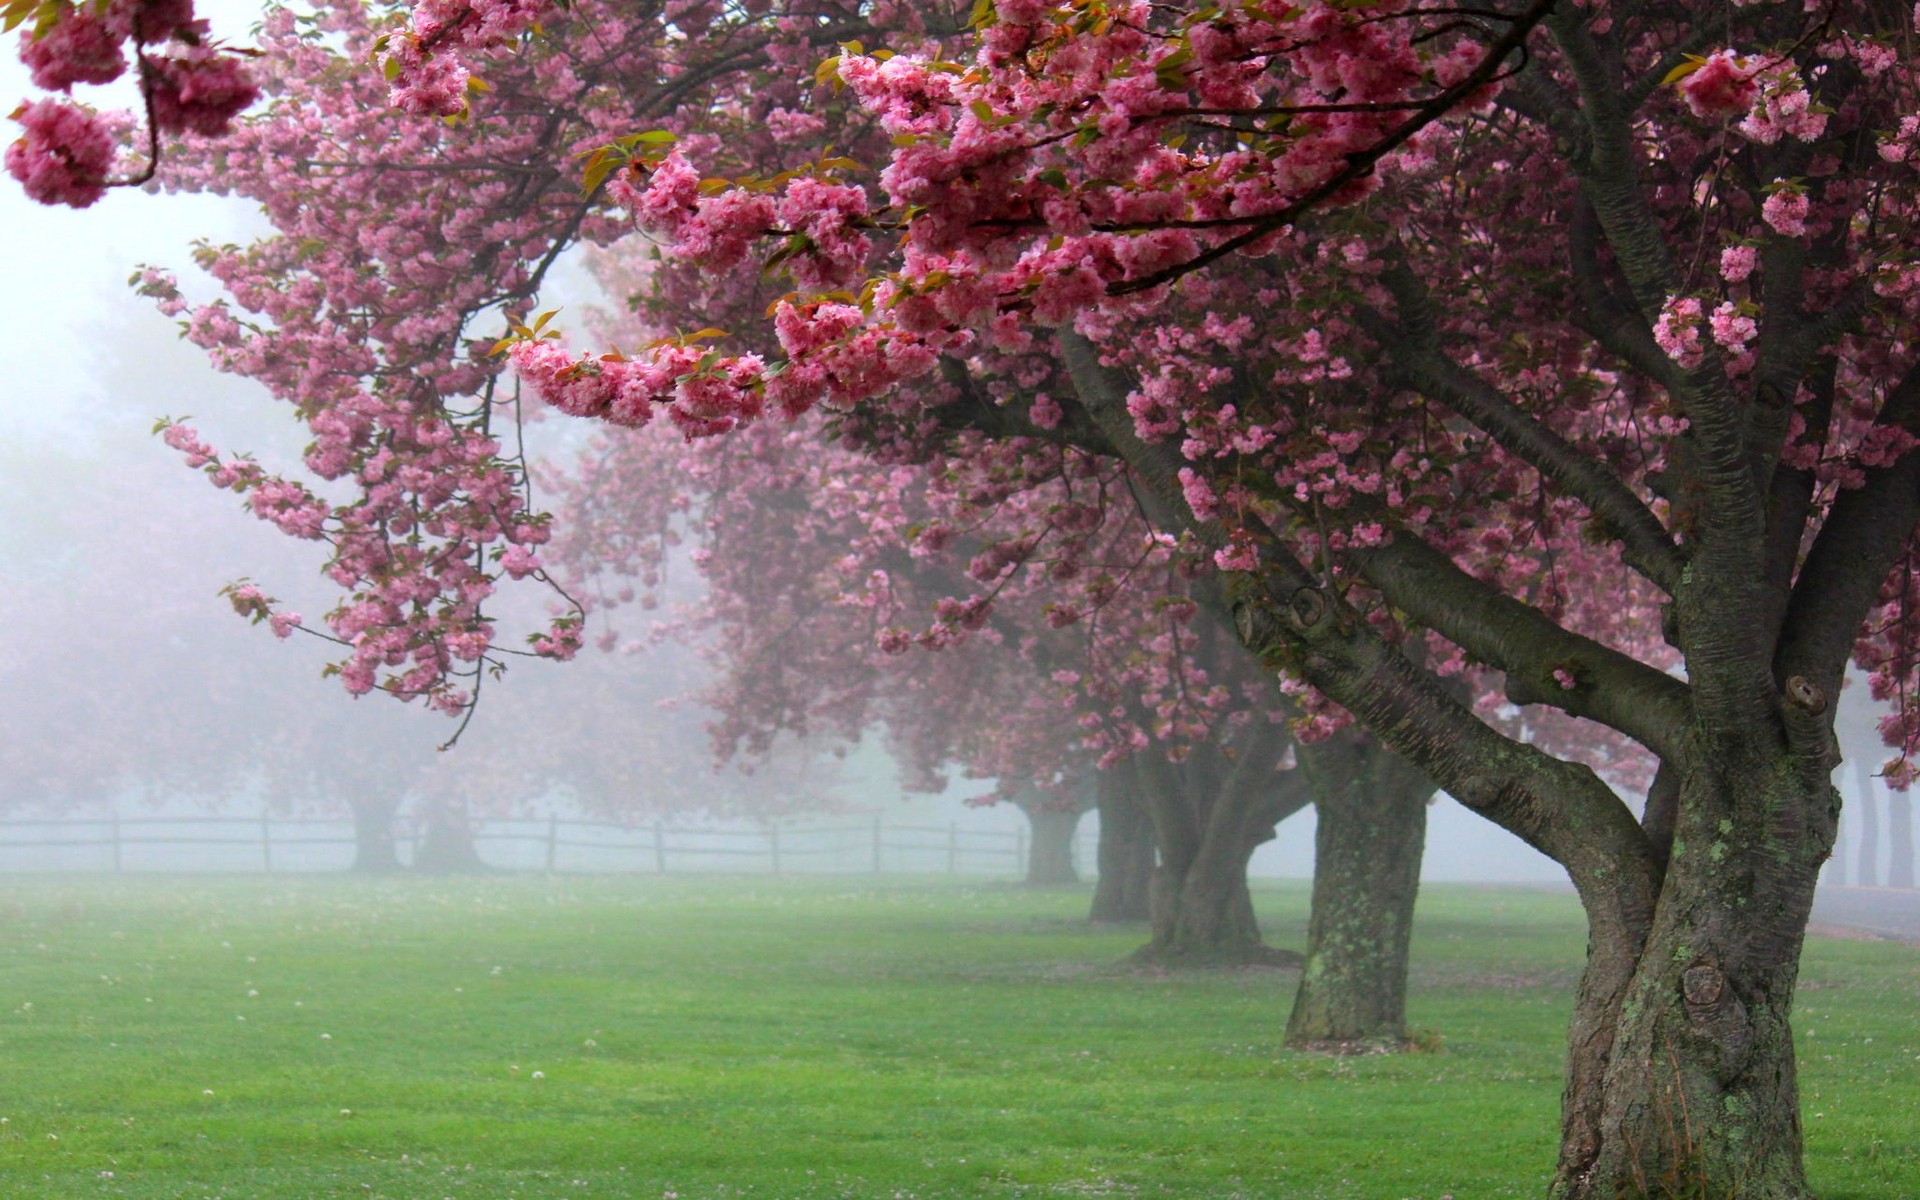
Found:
<box><xmin>1550</xmin><ymin>759</ymin><xmax>1833</xmax><ymax>1200</ymax></box>
<box><xmin>1090</xmin><ymin>760</ymin><xmax>1155</xmax><ymax>922</ymax></box>
<box><xmin>1285</xmin><ymin>735</ymin><xmax>1434</xmax><ymax>1048</ymax></box>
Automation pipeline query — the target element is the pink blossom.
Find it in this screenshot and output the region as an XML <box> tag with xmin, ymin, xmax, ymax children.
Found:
<box><xmin>1652</xmin><ymin>295</ymin><xmax>1706</xmax><ymax>369</ymax></box>
<box><xmin>625</xmin><ymin>148</ymin><xmax>699</xmax><ymax>234</ymax></box>
<box><xmin>5</xmin><ymin>98</ymin><xmax>113</xmax><ymax>207</ymax></box>
<box><xmin>1178</xmin><ymin>467</ymin><xmax>1219</xmax><ymax>521</ymax></box>
<box><xmin>1679</xmin><ymin>52</ymin><xmax>1757</xmax><ymax>120</ymax></box>
<box><xmin>383</xmin><ymin>40</ymin><xmax>469</xmax><ymax>117</ymax></box>
<box><xmin>1736</xmin><ymin>63</ymin><xmax>1826</xmax><ymax>144</ymax></box>
<box><xmin>1213</xmin><ymin>536</ymin><xmax>1259</xmax><ymax>572</ymax></box>
<box><xmin>106</xmin><ymin>0</ymin><xmax>196</xmax><ymax>43</ymax></box>
<box><xmin>1719</xmin><ymin>244</ymin><xmax>1758</xmax><ymax>283</ymax></box>
<box><xmin>148</xmin><ymin>47</ymin><xmax>259</xmax><ymax>137</ymax></box>
<box><xmin>500</xmin><ymin>544</ymin><xmax>541</xmax><ymax>579</ymax></box>
<box><xmin>1761</xmin><ymin>188</ymin><xmax>1809</xmax><ymax>237</ymax></box>
<box><xmin>18</xmin><ymin>12</ymin><xmax>126</xmax><ymax>90</ymax></box>
<box><xmin>1707</xmin><ymin>302</ymin><xmax>1757</xmax><ymax>354</ymax></box>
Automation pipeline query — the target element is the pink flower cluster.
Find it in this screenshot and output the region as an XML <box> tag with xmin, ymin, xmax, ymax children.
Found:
<box><xmin>5</xmin><ymin>98</ymin><xmax>113</xmax><ymax>206</ymax></box>
<box><xmin>379</xmin><ymin>0</ymin><xmax>549</xmax><ymax>116</ymax></box>
<box><xmin>1652</xmin><ymin>296</ymin><xmax>1707</xmax><ymax>369</ymax></box>
<box><xmin>1679</xmin><ymin>52</ymin><xmax>1758</xmax><ymax>119</ymax></box>
<box><xmin>9</xmin><ymin>0</ymin><xmax>258</xmax><ymax>207</ymax></box>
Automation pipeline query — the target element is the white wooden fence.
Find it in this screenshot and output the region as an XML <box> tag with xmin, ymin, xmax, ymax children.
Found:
<box><xmin>0</xmin><ymin>814</ymin><xmax>1093</xmax><ymax>877</ymax></box>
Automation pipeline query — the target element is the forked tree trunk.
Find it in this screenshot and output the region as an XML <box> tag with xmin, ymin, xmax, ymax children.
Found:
<box><xmin>1286</xmin><ymin>737</ymin><xmax>1432</xmax><ymax>1048</ymax></box>
<box><xmin>1024</xmin><ymin>804</ymin><xmax>1083</xmax><ymax>885</ymax></box>
<box><xmin>1142</xmin><ymin>815</ymin><xmax>1273</xmax><ymax>964</ymax></box>
<box><xmin>1855</xmin><ymin>757</ymin><xmax>1880</xmax><ymax>887</ymax></box>
<box><xmin>414</xmin><ymin>803</ymin><xmax>488</xmax><ymax>874</ymax></box>
<box><xmin>348</xmin><ymin>795</ymin><xmax>403</xmax><ymax>874</ymax></box>
<box><xmin>1889</xmin><ymin>787</ymin><xmax>1914</xmax><ymax>890</ymax></box>
<box><xmin>1551</xmin><ymin>765</ymin><xmax>1834</xmax><ymax>1200</ymax></box>
<box><xmin>1090</xmin><ymin>763</ymin><xmax>1154</xmax><ymax>922</ymax></box>
<box><xmin>1129</xmin><ymin>733</ymin><xmax>1309</xmax><ymax>967</ymax></box>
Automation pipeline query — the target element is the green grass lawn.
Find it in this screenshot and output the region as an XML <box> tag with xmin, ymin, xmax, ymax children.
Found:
<box><xmin>0</xmin><ymin>875</ymin><xmax>1914</xmax><ymax>1200</ymax></box>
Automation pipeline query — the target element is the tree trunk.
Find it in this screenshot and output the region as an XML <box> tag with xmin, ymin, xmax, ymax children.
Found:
<box><xmin>1024</xmin><ymin>804</ymin><xmax>1082</xmax><ymax>885</ymax></box>
<box><xmin>1855</xmin><ymin>757</ymin><xmax>1880</xmax><ymax>887</ymax></box>
<box><xmin>414</xmin><ymin>802</ymin><xmax>488</xmax><ymax>874</ymax></box>
<box><xmin>1286</xmin><ymin>737</ymin><xmax>1432</xmax><ymax>1049</ymax></box>
<box><xmin>1550</xmin><ymin>766</ymin><xmax>1833</xmax><ymax>1200</ymax></box>
<box><xmin>1128</xmin><ymin>735</ymin><xmax>1309</xmax><ymax>967</ymax></box>
<box><xmin>1890</xmin><ymin>787</ymin><xmax>1914</xmax><ymax>890</ymax></box>
<box><xmin>1090</xmin><ymin>762</ymin><xmax>1154</xmax><ymax>922</ymax></box>
<box><xmin>348</xmin><ymin>795</ymin><xmax>403</xmax><ymax>874</ymax></box>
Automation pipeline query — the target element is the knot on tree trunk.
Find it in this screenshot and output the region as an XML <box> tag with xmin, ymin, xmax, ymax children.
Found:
<box><xmin>1681</xmin><ymin>959</ymin><xmax>1753</xmax><ymax>1079</ymax></box>
<box><xmin>1681</xmin><ymin>963</ymin><xmax>1723</xmax><ymax>1006</ymax></box>
<box><xmin>1783</xmin><ymin>675</ymin><xmax>1825</xmax><ymax>714</ymax></box>
<box><xmin>1233</xmin><ymin>597</ymin><xmax>1279</xmax><ymax>648</ymax></box>
<box><xmin>1290</xmin><ymin>586</ymin><xmax>1328</xmax><ymax>629</ymax></box>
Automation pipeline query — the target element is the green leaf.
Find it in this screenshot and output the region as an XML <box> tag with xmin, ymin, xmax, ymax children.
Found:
<box><xmin>580</xmin><ymin>148</ymin><xmax>620</xmax><ymax>197</ymax></box>
<box><xmin>1661</xmin><ymin>55</ymin><xmax>1707</xmax><ymax>87</ymax></box>
<box><xmin>1154</xmin><ymin>46</ymin><xmax>1192</xmax><ymax>91</ymax></box>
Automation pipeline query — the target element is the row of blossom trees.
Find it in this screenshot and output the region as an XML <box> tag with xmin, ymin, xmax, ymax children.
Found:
<box><xmin>16</xmin><ymin>0</ymin><xmax>1920</xmax><ymax>1195</ymax></box>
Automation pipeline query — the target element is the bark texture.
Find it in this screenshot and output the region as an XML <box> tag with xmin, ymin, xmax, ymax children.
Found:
<box><xmin>1551</xmin><ymin>761</ymin><xmax>1834</xmax><ymax>1200</ymax></box>
<box><xmin>1090</xmin><ymin>761</ymin><xmax>1155</xmax><ymax>922</ymax></box>
<box><xmin>1286</xmin><ymin>735</ymin><xmax>1434</xmax><ymax>1048</ymax></box>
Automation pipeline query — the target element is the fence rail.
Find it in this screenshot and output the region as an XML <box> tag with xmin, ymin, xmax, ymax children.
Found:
<box><xmin>0</xmin><ymin>814</ymin><xmax>1090</xmax><ymax>878</ymax></box>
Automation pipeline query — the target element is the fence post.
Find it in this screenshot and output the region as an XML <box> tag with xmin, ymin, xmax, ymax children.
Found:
<box><xmin>262</xmin><ymin>812</ymin><xmax>273</xmax><ymax>875</ymax></box>
<box><xmin>948</xmin><ymin>823</ymin><xmax>958</xmax><ymax>874</ymax></box>
<box><xmin>1014</xmin><ymin>826</ymin><xmax>1026</xmax><ymax>879</ymax></box>
<box><xmin>872</xmin><ymin>816</ymin><xmax>883</xmax><ymax>874</ymax></box>
<box><xmin>769</xmin><ymin>825</ymin><xmax>781</xmax><ymax>876</ymax></box>
<box><xmin>653</xmin><ymin>822</ymin><xmax>667</xmax><ymax>874</ymax></box>
<box><xmin>545</xmin><ymin>815</ymin><xmax>559</xmax><ymax>874</ymax></box>
<box><xmin>111</xmin><ymin>811</ymin><xmax>122</xmax><ymax>874</ymax></box>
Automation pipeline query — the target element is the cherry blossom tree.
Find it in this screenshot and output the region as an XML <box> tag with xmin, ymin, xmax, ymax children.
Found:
<box><xmin>19</xmin><ymin>0</ymin><xmax>1920</xmax><ymax>1194</ymax></box>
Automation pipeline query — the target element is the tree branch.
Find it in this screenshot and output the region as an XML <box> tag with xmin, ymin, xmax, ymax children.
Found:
<box><xmin>1350</xmin><ymin>531</ymin><xmax>1692</xmax><ymax>762</ymax></box>
<box><xmin>1546</xmin><ymin>9</ymin><xmax>1773</xmax><ymax>734</ymax></box>
<box><xmin>1056</xmin><ymin>330</ymin><xmax>1660</xmax><ymax>890</ymax></box>
<box><xmin>1775</xmin><ymin>359</ymin><xmax>1920</xmax><ymax>698</ymax></box>
<box><xmin>1370</xmin><ymin>263</ymin><xmax>1686</xmax><ymax>593</ymax></box>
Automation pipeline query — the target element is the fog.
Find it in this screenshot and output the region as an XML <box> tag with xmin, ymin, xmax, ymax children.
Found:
<box><xmin>0</xmin><ymin>41</ymin><xmax>1909</xmax><ymax>890</ymax></box>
